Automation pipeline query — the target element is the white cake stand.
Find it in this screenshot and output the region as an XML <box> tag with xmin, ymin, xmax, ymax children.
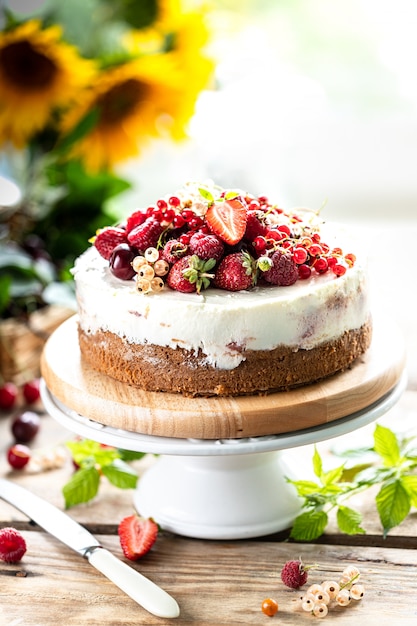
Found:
<box><xmin>40</xmin><ymin>315</ymin><xmax>406</xmax><ymax>539</ymax></box>
<box><xmin>41</xmin><ymin>374</ymin><xmax>406</xmax><ymax>540</ymax></box>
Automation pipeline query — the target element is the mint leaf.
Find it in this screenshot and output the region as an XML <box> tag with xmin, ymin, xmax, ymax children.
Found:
<box><xmin>375</xmin><ymin>479</ymin><xmax>410</xmax><ymax>536</ymax></box>
<box><xmin>373</xmin><ymin>424</ymin><xmax>401</xmax><ymax>467</ymax></box>
<box><xmin>290</xmin><ymin>510</ymin><xmax>328</xmax><ymax>541</ymax></box>
<box><xmin>101</xmin><ymin>459</ymin><xmax>139</xmax><ymax>489</ymax></box>
<box><xmin>337</xmin><ymin>505</ymin><xmax>365</xmax><ymax>535</ymax></box>
<box><xmin>63</xmin><ymin>467</ymin><xmax>100</xmax><ymax>508</ymax></box>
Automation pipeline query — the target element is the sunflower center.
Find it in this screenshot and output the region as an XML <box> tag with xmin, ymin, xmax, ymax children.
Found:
<box><xmin>0</xmin><ymin>41</ymin><xmax>57</xmax><ymax>89</ymax></box>
<box><xmin>98</xmin><ymin>79</ymin><xmax>147</xmax><ymax>125</ymax></box>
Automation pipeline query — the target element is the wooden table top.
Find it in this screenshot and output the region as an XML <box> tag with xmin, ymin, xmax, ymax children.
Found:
<box><xmin>1</xmin><ymin>222</ymin><xmax>417</xmax><ymax>625</ymax></box>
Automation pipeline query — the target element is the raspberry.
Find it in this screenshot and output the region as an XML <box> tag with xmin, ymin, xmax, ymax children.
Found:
<box><xmin>244</xmin><ymin>210</ymin><xmax>268</xmax><ymax>242</ymax></box>
<box><xmin>162</xmin><ymin>239</ymin><xmax>188</xmax><ymax>264</ymax></box>
<box><xmin>0</xmin><ymin>527</ymin><xmax>27</xmax><ymax>562</ymax></box>
<box><xmin>188</xmin><ymin>232</ymin><xmax>224</xmax><ymax>260</ymax></box>
<box><xmin>214</xmin><ymin>252</ymin><xmax>256</xmax><ymax>291</ymax></box>
<box><xmin>125</xmin><ymin>210</ymin><xmax>147</xmax><ymax>234</ymax></box>
<box><xmin>127</xmin><ymin>216</ymin><xmax>163</xmax><ymax>252</ymax></box>
<box><xmin>263</xmin><ymin>250</ymin><xmax>298</xmax><ymax>286</ymax></box>
<box><xmin>280</xmin><ymin>559</ymin><xmax>309</xmax><ymax>589</ymax></box>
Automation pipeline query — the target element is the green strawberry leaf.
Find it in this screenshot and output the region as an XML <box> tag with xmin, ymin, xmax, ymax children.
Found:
<box><xmin>375</xmin><ymin>479</ymin><xmax>410</xmax><ymax>537</ymax></box>
<box><xmin>289</xmin><ymin>510</ymin><xmax>328</xmax><ymax>542</ymax></box>
<box><xmin>118</xmin><ymin>449</ymin><xmax>148</xmax><ymax>462</ymax></box>
<box><xmin>312</xmin><ymin>446</ymin><xmax>323</xmax><ymax>478</ymax></box>
<box><xmin>337</xmin><ymin>505</ymin><xmax>366</xmax><ymax>535</ymax></box>
<box><xmin>63</xmin><ymin>466</ymin><xmax>101</xmax><ymax>508</ymax></box>
<box><xmin>101</xmin><ymin>459</ymin><xmax>139</xmax><ymax>489</ymax></box>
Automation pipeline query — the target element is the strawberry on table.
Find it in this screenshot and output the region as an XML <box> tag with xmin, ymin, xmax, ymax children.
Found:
<box><xmin>118</xmin><ymin>515</ymin><xmax>158</xmax><ymax>561</ymax></box>
<box><xmin>205</xmin><ymin>196</ymin><xmax>247</xmax><ymax>245</ymax></box>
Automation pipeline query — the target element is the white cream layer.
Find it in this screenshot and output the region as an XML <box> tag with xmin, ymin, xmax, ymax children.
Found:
<box><xmin>73</xmin><ymin>243</ymin><xmax>370</xmax><ymax>370</ymax></box>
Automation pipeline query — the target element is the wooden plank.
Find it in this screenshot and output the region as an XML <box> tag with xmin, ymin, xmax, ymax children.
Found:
<box><xmin>0</xmin><ymin>532</ymin><xmax>416</xmax><ymax>625</ymax></box>
<box><xmin>40</xmin><ymin>314</ymin><xmax>406</xmax><ymax>439</ymax></box>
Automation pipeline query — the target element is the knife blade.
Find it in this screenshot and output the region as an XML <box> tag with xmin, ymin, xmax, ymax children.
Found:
<box><xmin>0</xmin><ymin>478</ymin><xmax>179</xmax><ymax>619</ymax></box>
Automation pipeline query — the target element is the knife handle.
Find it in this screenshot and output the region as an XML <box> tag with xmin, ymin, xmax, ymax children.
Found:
<box><xmin>88</xmin><ymin>548</ymin><xmax>180</xmax><ymax>619</ymax></box>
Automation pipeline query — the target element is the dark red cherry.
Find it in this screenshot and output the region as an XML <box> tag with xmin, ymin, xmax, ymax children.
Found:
<box><xmin>11</xmin><ymin>411</ymin><xmax>41</xmax><ymax>443</ymax></box>
<box><xmin>109</xmin><ymin>244</ymin><xmax>136</xmax><ymax>280</ymax></box>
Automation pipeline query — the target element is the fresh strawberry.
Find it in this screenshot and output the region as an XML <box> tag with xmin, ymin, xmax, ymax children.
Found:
<box><xmin>263</xmin><ymin>250</ymin><xmax>298</xmax><ymax>286</ymax></box>
<box><xmin>205</xmin><ymin>196</ymin><xmax>247</xmax><ymax>245</ymax></box>
<box><xmin>214</xmin><ymin>251</ymin><xmax>256</xmax><ymax>291</ymax></box>
<box><xmin>118</xmin><ymin>515</ymin><xmax>158</xmax><ymax>561</ymax></box>
<box><xmin>167</xmin><ymin>255</ymin><xmax>215</xmax><ymax>293</ymax></box>
<box><xmin>127</xmin><ymin>216</ymin><xmax>163</xmax><ymax>252</ymax></box>
<box><xmin>0</xmin><ymin>527</ymin><xmax>27</xmax><ymax>563</ymax></box>
<box><xmin>92</xmin><ymin>227</ymin><xmax>128</xmax><ymax>260</ymax></box>
<box><xmin>162</xmin><ymin>238</ymin><xmax>188</xmax><ymax>264</ymax></box>
<box><xmin>125</xmin><ymin>210</ymin><xmax>147</xmax><ymax>234</ymax></box>
<box><xmin>188</xmin><ymin>232</ymin><xmax>224</xmax><ymax>260</ymax></box>
<box><xmin>244</xmin><ymin>210</ymin><xmax>268</xmax><ymax>242</ymax></box>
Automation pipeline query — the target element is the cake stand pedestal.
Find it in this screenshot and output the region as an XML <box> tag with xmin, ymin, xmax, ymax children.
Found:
<box><xmin>40</xmin><ymin>315</ymin><xmax>406</xmax><ymax>539</ymax></box>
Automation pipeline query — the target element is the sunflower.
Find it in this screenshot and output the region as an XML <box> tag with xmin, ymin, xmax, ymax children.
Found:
<box><xmin>125</xmin><ymin>0</ymin><xmax>215</xmax><ymax>138</ymax></box>
<box><xmin>0</xmin><ymin>20</ymin><xmax>96</xmax><ymax>148</ymax></box>
<box><xmin>60</xmin><ymin>55</ymin><xmax>189</xmax><ymax>171</ymax></box>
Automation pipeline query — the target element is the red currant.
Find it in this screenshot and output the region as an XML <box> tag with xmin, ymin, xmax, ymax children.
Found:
<box><xmin>333</xmin><ymin>263</ymin><xmax>347</xmax><ymax>276</ymax></box>
<box><xmin>0</xmin><ymin>382</ymin><xmax>18</xmax><ymax>411</ymax></box>
<box><xmin>22</xmin><ymin>379</ymin><xmax>40</xmax><ymax>404</ymax></box>
<box><xmin>173</xmin><ymin>214</ymin><xmax>185</xmax><ymax>229</ymax></box>
<box><xmin>293</xmin><ymin>247</ymin><xmax>308</xmax><ymax>265</ymax></box>
<box><xmin>7</xmin><ymin>444</ymin><xmax>31</xmax><ymax>469</ymax></box>
<box><xmin>298</xmin><ymin>264</ymin><xmax>312</xmax><ymax>279</ymax></box>
<box><xmin>156</xmin><ymin>198</ymin><xmax>167</xmax><ymax>210</ymax></box>
<box><xmin>168</xmin><ymin>196</ymin><xmax>181</xmax><ymax>207</ymax></box>
<box><xmin>314</xmin><ymin>256</ymin><xmax>329</xmax><ymax>273</ymax></box>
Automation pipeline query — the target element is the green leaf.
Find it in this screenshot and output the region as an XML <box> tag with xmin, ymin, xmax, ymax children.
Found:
<box><xmin>322</xmin><ymin>464</ymin><xmax>345</xmax><ymax>487</ymax></box>
<box><xmin>63</xmin><ymin>467</ymin><xmax>101</xmax><ymax>508</ymax></box>
<box><xmin>286</xmin><ymin>479</ymin><xmax>321</xmax><ymax>497</ymax></box>
<box><xmin>375</xmin><ymin>479</ymin><xmax>411</xmax><ymax>537</ymax></box>
<box><xmin>101</xmin><ymin>459</ymin><xmax>139</xmax><ymax>490</ymax></box>
<box><xmin>289</xmin><ymin>510</ymin><xmax>328</xmax><ymax>542</ymax></box>
<box><xmin>337</xmin><ymin>505</ymin><xmax>366</xmax><ymax>535</ymax></box>
<box><xmin>0</xmin><ymin>275</ymin><xmax>11</xmax><ymax>315</ymax></box>
<box><xmin>55</xmin><ymin>108</ymin><xmax>99</xmax><ymax>155</ymax></box>
<box><xmin>198</xmin><ymin>187</ymin><xmax>214</xmax><ymax>204</ymax></box>
<box><xmin>118</xmin><ymin>449</ymin><xmax>147</xmax><ymax>462</ymax></box>
<box><xmin>373</xmin><ymin>424</ymin><xmax>401</xmax><ymax>467</ymax></box>
<box><xmin>312</xmin><ymin>446</ymin><xmax>323</xmax><ymax>478</ymax></box>
<box><xmin>399</xmin><ymin>474</ymin><xmax>417</xmax><ymax>508</ymax></box>
<box><xmin>66</xmin><ymin>439</ymin><xmax>120</xmax><ymax>468</ymax></box>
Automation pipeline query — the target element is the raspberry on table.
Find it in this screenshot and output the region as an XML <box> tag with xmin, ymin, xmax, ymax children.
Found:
<box><xmin>280</xmin><ymin>559</ymin><xmax>309</xmax><ymax>589</ymax></box>
<box><xmin>0</xmin><ymin>527</ymin><xmax>27</xmax><ymax>563</ymax></box>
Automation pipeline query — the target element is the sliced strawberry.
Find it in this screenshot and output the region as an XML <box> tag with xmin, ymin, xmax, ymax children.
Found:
<box><xmin>118</xmin><ymin>515</ymin><xmax>158</xmax><ymax>561</ymax></box>
<box><xmin>92</xmin><ymin>227</ymin><xmax>128</xmax><ymax>260</ymax></box>
<box><xmin>205</xmin><ymin>197</ymin><xmax>247</xmax><ymax>245</ymax></box>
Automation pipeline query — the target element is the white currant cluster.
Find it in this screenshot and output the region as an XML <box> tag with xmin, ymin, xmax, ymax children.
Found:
<box><xmin>26</xmin><ymin>445</ymin><xmax>68</xmax><ymax>473</ymax></box>
<box><xmin>132</xmin><ymin>247</ymin><xmax>169</xmax><ymax>294</ymax></box>
<box><xmin>300</xmin><ymin>566</ymin><xmax>364</xmax><ymax>618</ymax></box>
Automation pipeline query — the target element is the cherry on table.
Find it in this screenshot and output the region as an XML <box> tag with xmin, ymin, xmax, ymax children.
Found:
<box><xmin>22</xmin><ymin>378</ymin><xmax>41</xmax><ymax>404</ymax></box>
<box><xmin>7</xmin><ymin>444</ymin><xmax>31</xmax><ymax>470</ymax></box>
<box><xmin>11</xmin><ymin>411</ymin><xmax>41</xmax><ymax>443</ymax></box>
<box><xmin>0</xmin><ymin>382</ymin><xmax>18</xmax><ymax>411</ymax></box>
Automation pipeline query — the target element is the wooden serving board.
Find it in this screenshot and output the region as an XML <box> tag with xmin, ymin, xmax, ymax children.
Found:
<box><xmin>41</xmin><ymin>315</ymin><xmax>406</xmax><ymax>440</ymax></box>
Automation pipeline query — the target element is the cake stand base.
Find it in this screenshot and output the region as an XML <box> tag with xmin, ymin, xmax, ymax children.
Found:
<box><xmin>134</xmin><ymin>451</ymin><xmax>303</xmax><ymax>540</ymax></box>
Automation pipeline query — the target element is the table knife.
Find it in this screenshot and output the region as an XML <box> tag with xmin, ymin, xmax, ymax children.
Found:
<box><xmin>0</xmin><ymin>478</ymin><xmax>179</xmax><ymax>619</ymax></box>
